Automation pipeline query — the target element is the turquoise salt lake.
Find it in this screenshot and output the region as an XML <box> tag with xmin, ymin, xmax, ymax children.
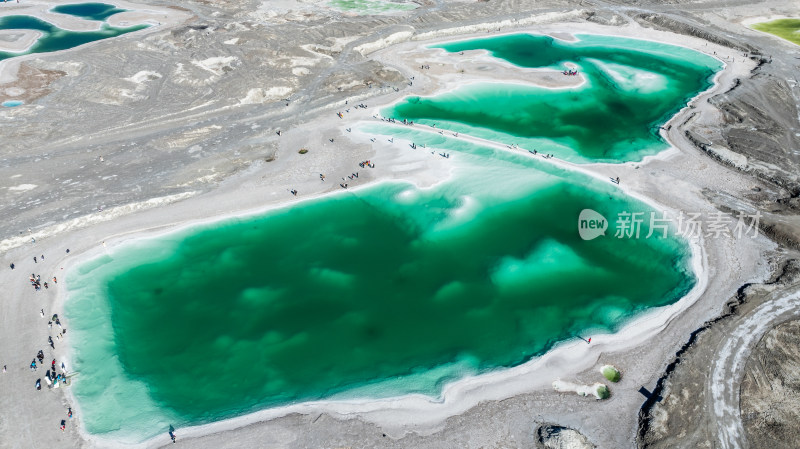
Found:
<box><xmin>51</xmin><ymin>3</ymin><xmax>128</xmax><ymax>22</ymax></box>
<box><xmin>0</xmin><ymin>3</ymin><xmax>147</xmax><ymax>63</ymax></box>
<box><xmin>385</xmin><ymin>34</ymin><xmax>722</xmax><ymax>163</ymax></box>
<box><xmin>65</xmin><ymin>33</ymin><xmax>718</xmax><ymax>442</ymax></box>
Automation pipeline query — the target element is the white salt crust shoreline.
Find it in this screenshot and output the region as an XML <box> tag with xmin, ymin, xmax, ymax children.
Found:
<box><xmin>45</xmin><ymin>23</ymin><xmax>770</xmax><ymax>449</ymax></box>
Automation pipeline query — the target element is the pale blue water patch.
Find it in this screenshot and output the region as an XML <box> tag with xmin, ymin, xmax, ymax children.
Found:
<box><xmin>2</xmin><ymin>100</ymin><xmax>23</xmax><ymax>107</ymax></box>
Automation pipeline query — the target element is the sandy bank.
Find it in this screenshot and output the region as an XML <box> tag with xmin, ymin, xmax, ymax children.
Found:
<box><xmin>0</xmin><ymin>29</ymin><xmax>42</xmax><ymax>52</ymax></box>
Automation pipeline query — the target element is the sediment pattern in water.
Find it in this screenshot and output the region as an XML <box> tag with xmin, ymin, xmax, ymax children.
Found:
<box><xmin>385</xmin><ymin>34</ymin><xmax>721</xmax><ymax>162</ymax></box>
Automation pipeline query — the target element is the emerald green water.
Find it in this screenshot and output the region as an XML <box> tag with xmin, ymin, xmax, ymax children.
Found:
<box><xmin>385</xmin><ymin>34</ymin><xmax>721</xmax><ymax>162</ymax></box>
<box><xmin>67</xmin><ymin>129</ymin><xmax>694</xmax><ymax>441</ymax></box>
<box><xmin>0</xmin><ymin>12</ymin><xmax>146</xmax><ymax>63</ymax></box>
<box><xmin>51</xmin><ymin>3</ymin><xmax>127</xmax><ymax>22</ymax></box>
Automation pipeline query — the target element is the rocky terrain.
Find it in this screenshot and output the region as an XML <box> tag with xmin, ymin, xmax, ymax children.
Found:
<box><xmin>741</xmin><ymin>319</ymin><xmax>800</xmax><ymax>449</ymax></box>
<box><xmin>537</xmin><ymin>424</ymin><xmax>596</xmax><ymax>449</ymax></box>
<box><xmin>638</xmin><ymin>260</ymin><xmax>800</xmax><ymax>448</ymax></box>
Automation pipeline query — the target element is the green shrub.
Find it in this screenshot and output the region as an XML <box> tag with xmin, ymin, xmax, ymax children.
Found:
<box><xmin>601</xmin><ymin>365</ymin><xmax>621</xmax><ymax>382</ymax></box>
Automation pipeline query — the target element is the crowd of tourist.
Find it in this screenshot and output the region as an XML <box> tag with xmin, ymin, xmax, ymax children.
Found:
<box><xmin>8</xmin><ymin>249</ymin><xmax>75</xmax><ymax>433</ymax></box>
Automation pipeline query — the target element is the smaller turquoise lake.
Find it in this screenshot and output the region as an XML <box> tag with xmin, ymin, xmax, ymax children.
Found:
<box><xmin>2</xmin><ymin>100</ymin><xmax>23</xmax><ymax>107</ymax></box>
<box><xmin>52</xmin><ymin>3</ymin><xmax>128</xmax><ymax>22</ymax></box>
<box><xmin>385</xmin><ymin>34</ymin><xmax>722</xmax><ymax>163</ymax></box>
<box><xmin>0</xmin><ymin>3</ymin><xmax>147</xmax><ymax>63</ymax></box>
